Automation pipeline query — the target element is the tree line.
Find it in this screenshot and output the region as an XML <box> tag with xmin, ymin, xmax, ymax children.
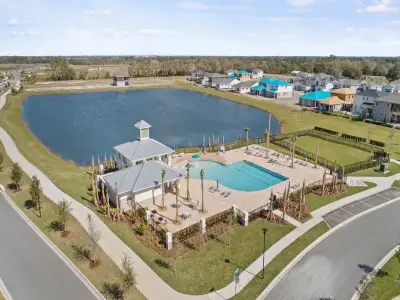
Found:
<box><xmin>3</xmin><ymin>55</ymin><xmax>400</xmax><ymax>81</ymax></box>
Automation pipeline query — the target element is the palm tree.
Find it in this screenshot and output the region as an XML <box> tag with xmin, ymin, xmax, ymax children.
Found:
<box><xmin>288</xmin><ymin>134</ymin><xmax>297</xmax><ymax>168</ymax></box>
<box><xmin>175</xmin><ymin>180</ymin><xmax>180</xmax><ymax>223</ymax></box>
<box><xmin>244</xmin><ymin>127</ymin><xmax>249</xmax><ymax>151</ymax></box>
<box><xmin>186</xmin><ymin>163</ymin><xmax>191</xmax><ymax>201</ymax></box>
<box><xmin>200</xmin><ymin>169</ymin><xmax>205</xmax><ymax>212</ymax></box>
<box><xmin>161</xmin><ymin>168</ymin><xmax>166</xmax><ymax>209</ymax></box>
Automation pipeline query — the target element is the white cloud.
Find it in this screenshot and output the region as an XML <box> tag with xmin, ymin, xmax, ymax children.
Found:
<box><xmin>80</xmin><ymin>10</ymin><xmax>113</xmax><ymax>20</ymax></box>
<box><xmin>137</xmin><ymin>29</ymin><xmax>179</xmax><ymax>36</ymax></box>
<box><xmin>8</xmin><ymin>17</ymin><xmax>18</xmax><ymax>26</ymax></box>
<box><xmin>357</xmin><ymin>0</ymin><xmax>399</xmax><ymax>13</ymax></box>
<box><xmin>273</xmin><ymin>17</ymin><xmax>300</xmax><ymax>22</ymax></box>
<box><xmin>11</xmin><ymin>30</ymin><xmax>35</xmax><ymax>37</ymax></box>
<box><xmin>178</xmin><ymin>1</ymin><xmax>247</xmax><ymax>10</ymax></box>
<box><xmin>287</xmin><ymin>0</ymin><xmax>314</xmax><ymax>7</ymax></box>
<box><xmin>393</xmin><ymin>20</ymin><xmax>400</xmax><ymax>25</ymax></box>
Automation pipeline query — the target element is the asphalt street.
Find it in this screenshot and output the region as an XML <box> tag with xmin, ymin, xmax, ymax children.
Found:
<box><xmin>0</xmin><ymin>192</ymin><xmax>101</xmax><ymax>300</ymax></box>
<box><xmin>264</xmin><ymin>189</ymin><xmax>400</xmax><ymax>300</ymax></box>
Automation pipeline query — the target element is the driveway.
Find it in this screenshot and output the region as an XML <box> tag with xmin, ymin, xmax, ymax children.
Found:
<box><xmin>263</xmin><ymin>191</ymin><xmax>400</xmax><ymax>300</ymax></box>
<box><xmin>0</xmin><ymin>192</ymin><xmax>101</xmax><ymax>300</ymax></box>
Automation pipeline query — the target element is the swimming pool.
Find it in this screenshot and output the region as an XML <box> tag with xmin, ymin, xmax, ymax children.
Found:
<box><xmin>187</xmin><ymin>160</ymin><xmax>287</xmax><ymax>192</ymax></box>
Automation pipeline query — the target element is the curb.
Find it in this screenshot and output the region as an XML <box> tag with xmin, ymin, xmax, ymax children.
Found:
<box><xmin>256</xmin><ymin>194</ymin><xmax>400</xmax><ymax>300</ymax></box>
<box><xmin>0</xmin><ymin>277</ymin><xmax>13</xmax><ymax>300</ymax></box>
<box><xmin>0</xmin><ymin>190</ymin><xmax>105</xmax><ymax>300</ymax></box>
<box><xmin>350</xmin><ymin>245</ymin><xmax>400</xmax><ymax>300</ymax></box>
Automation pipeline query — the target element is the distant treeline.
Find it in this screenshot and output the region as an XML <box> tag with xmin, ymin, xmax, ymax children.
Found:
<box><xmin>3</xmin><ymin>55</ymin><xmax>400</xmax><ymax>81</ymax></box>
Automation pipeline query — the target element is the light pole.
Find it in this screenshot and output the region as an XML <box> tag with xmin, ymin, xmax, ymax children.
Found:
<box><xmin>262</xmin><ymin>228</ymin><xmax>268</xmax><ymax>279</ymax></box>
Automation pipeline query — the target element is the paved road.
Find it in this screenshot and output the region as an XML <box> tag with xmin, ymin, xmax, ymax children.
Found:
<box><xmin>264</xmin><ymin>192</ymin><xmax>400</xmax><ymax>300</ymax></box>
<box><xmin>0</xmin><ymin>193</ymin><xmax>100</xmax><ymax>300</ymax></box>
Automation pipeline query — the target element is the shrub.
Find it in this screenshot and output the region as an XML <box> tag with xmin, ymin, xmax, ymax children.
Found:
<box><xmin>136</xmin><ymin>222</ymin><xmax>147</xmax><ymax>236</ymax></box>
<box><xmin>314</xmin><ymin>126</ymin><xmax>339</xmax><ymax>136</ymax></box>
<box><xmin>369</xmin><ymin>139</ymin><xmax>385</xmax><ymax>147</ymax></box>
<box><xmin>341</xmin><ymin>133</ymin><xmax>367</xmax><ymax>143</ymax></box>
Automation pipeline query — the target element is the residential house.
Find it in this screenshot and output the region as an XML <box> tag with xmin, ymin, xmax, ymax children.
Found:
<box><xmin>299</xmin><ymin>91</ymin><xmax>332</xmax><ymax>108</ymax></box>
<box><xmin>235</xmin><ymin>70</ymin><xmax>251</xmax><ymax>82</ymax></box>
<box><xmin>233</xmin><ymin>80</ymin><xmax>258</xmax><ymax>94</ymax></box>
<box><xmin>190</xmin><ymin>70</ymin><xmax>205</xmax><ymax>82</ymax></box>
<box><xmin>226</xmin><ymin>69</ymin><xmax>239</xmax><ymax>77</ymax></box>
<box><xmin>318</xmin><ymin>96</ymin><xmax>345</xmax><ymax>112</ymax></box>
<box><xmin>259</xmin><ymin>78</ymin><xmax>294</xmax><ymax>98</ymax></box>
<box><xmin>294</xmin><ymin>78</ymin><xmax>314</xmax><ymax>91</ymax></box>
<box><xmin>201</xmin><ymin>72</ymin><xmax>225</xmax><ymax>87</ymax></box>
<box><xmin>353</xmin><ymin>89</ymin><xmax>391</xmax><ymax>118</ymax></box>
<box><xmin>309</xmin><ymin>74</ymin><xmax>336</xmax><ymax>91</ymax></box>
<box><xmin>102</xmin><ymin>120</ymin><xmax>182</xmax><ymax>211</ymax></box>
<box><xmin>371</xmin><ymin>94</ymin><xmax>400</xmax><ymax>123</ymax></box>
<box><xmin>251</xmin><ymin>69</ymin><xmax>264</xmax><ymax>79</ymax></box>
<box><xmin>333</xmin><ymin>79</ymin><xmax>361</xmax><ymax>91</ymax></box>
<box><xmin>359</xmin><ymin>81</ymin><xmax>383</xmax><ymax>92</ymax></box>
<box><xmin>291</xmin><ymin>70</ymin><xmax>301</xmax><ymax>76</ymax></box>
<box><xmin>112</xmin><ymin>74</ymin><xmax>130</xmax><ymax>86</ymax></box>
<box><xmin>213</xmin><ymin>78</ymin><xmax>239</xmax><ymax>91</ymax></box>
<box><xmin>331</xmin><ymin>88</ymin><xmax>355</xmax><ymax>110</ymax></box>
<box><xmin>251</xmin><ymin>85</ymin><xmax>267</xmax><ymax>96</ymax></box>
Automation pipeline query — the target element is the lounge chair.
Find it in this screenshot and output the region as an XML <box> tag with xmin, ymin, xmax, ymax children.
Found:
<box><xmin>209</xmin><ymin>185</ymin><xmax>215</xmax><ymax>191</ymax></box>
<box><xmin>224</xmin><ymin>192</ymin><xmax>231</xmax><ymax>198</ymax></box>
<box><xmin>221</xmin><ymin>191</ymin><xmax>226</xmax><ymax>196</ymax></box>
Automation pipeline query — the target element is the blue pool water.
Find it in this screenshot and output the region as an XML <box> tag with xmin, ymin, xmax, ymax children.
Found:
<box><xmin>188</xmin><ymin>160</ymin><xmax>287</xmax><ymax>192</ymax></box>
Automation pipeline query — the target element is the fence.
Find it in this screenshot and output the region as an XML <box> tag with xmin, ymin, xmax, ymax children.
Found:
<box><xmin>248</xmin><ymin>204</ymin><xmax>271</xmax><ymax>222</ymax></box>
<box><xmin>343</xmin><ymin>160</ymin><xmax>381</xmax><ymax>174</ymax></box>
<box><xmin>205</xmin><ymin>207</ymin><xmax>233</xmax><ymax>228</ymax></box>
<box><xmin>172</xmin><ymin>222</ymin><xmax>201</xmax><ymax>242</ymax></box>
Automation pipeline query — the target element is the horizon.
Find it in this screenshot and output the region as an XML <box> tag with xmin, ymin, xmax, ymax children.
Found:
<box><xmin>2</xmin><ymin>0</ymin><xmax>400</xmax><ymax>56</ymax></box>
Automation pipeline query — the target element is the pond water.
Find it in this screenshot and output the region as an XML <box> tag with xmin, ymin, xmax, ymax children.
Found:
<box><xmin>22</xmin><ymin>88</ymin><xmax>281</xmax><ymax>165</ymax></box>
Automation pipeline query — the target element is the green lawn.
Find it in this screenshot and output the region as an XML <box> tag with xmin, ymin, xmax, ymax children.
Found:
<box><xmin>307</xmin><ymin>182</ymin><xmax>377</xmax><ymax>212</ymax></box>
<box><xmin>393</xmin><ymin>180</ymin><xmax>400</xmax><ymax>188</ymax></box>
<box><xmin>231</xmin><ymin>222</ymin><xmax>329</xmax><ymax>300</ymax></box>
<box><xmin>0</xmin><ymin>143</ymin><xmax>145</xmax><ymax>300</ymax></box>
<box><xmin>294</xmin><ymin>135</ymin><xmax>371</xmax><ymax>165</ymax></box>
<box><xmin>370</xmin><ymin>252</ymin><xmax>400</xmax><ymax>300</ymax></box>
<box><xmin>350</xmin><ymin>162</ymin><xmax>400</xmax><ymax>177</ymax></box>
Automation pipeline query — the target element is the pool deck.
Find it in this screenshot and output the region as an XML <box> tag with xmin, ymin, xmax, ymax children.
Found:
<box><xmin>141</xmin><ymin>145</ymin><xmax>328</xmax><ymax>233</ymax></box>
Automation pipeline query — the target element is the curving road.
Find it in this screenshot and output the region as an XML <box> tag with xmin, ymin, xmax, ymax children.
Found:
<box><xmin>263</xmin><ymin>193</ymin><xmax>400</xmax><ymax>300</ymax></box>
<box><xmin>0</xmin><ymin>192</ymin><xmax>102</xmax><ymax>300</ymax></box>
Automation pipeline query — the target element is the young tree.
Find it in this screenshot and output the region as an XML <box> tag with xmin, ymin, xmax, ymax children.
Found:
<box><xmin>244</xmin><ymin>127</ymin><xmax>249</xmax><ymax>151</ymax></box>
<box><xmin>186</xmin><ymin>163</ymin><xmax>191</xmax><ymax>201</ymax></box>
<box><xmin>56</xmin><ymin>199</ymin><xmax>73</xmax><ymax>233</ymax></box>
<box><xmin>120</xmin><ymin>253</ymin><xmax>136</xmax><ymax>296</ymax></box>
<box><xmin>175</xmin><ymin>180</ymin><xmax>180</xmax><ymax>223</ymax></box>
<box><xmin>11</xmin><ymin>162</ymin><xmax>22</xmax><ymax>191</ymax></box>
<box><xmin>29</xmin><ymin>175</ymin><xmax>42</xmax><ymax>217</ymax></box>
<box><xmin>161</xmin><ymin>168</ymin><xmax>166</xmax><ymax>209</ymax></box>
<box><xmin>200</xmin><ymin>169</ymin><xmax>205</xmax><ymax>212</ymax></box>
<box><xmin>288</xmin><ymin>135</ymin><xmax>297</xmax><ymax>168</ymax></box>
<box><xmin>87</xmin><ymin>214</ymin><xmax>101</xmax><ymax>266</ymax></box>
<box><xmin>0</xmin><ymin>151</ymin><xmax>4</xmax><ymax>172</ymax></box>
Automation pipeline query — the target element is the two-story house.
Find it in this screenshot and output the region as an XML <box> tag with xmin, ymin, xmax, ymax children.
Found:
<box><xmin>251</xmin><ymin>69</ymin><xmax>264</xmax><ymax>79</ymax></box>
<box><xmin>353</xmin><ymin>90</ymin><xmax>391</xmax><ymax>118</ymax></box>
<box><xmin>190</xmin><ymin>70</ymin><xmax>205</xmax><ymax>82</ymax></box>
<box><xmin>213</xmin><ymin>77</ymin><xmax>239</xmax><ymax>91</ymax></box>
<box><xmin>259</xmin><ymin>78</ymin><xmax>294</xmax><ymax>98</ymax></box>
<box><xmin>371</xmin><ymin>94</ymin><xmax>400</xmax><ymax>123</ymax></box>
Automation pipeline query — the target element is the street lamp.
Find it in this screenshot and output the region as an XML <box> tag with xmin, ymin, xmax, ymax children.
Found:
<box><xmin>262</xmin><ymin>228</ymin><xmax>268</xmax><ymax>279</ymax></box>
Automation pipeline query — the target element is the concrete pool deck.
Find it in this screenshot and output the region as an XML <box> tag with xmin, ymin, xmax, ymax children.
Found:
<box><xmin>143</xmin><ymin>145</ymin><xmax>328</xmax><ymax>233</ymax></box>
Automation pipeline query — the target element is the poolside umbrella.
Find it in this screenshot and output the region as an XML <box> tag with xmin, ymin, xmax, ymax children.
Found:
<box><xmin>222</xmin><ymin>136</ymin><xmax>225</xmax><ymax>146</ymax></box>
<box><xmin>217</xmin><ymin>180</ymin><xmax>219</xmax><ymax>189</ymax></box>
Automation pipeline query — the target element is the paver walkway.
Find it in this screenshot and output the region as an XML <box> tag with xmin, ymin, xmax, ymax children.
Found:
<box><xmin>2</xmin><ymin>89</ymin><xmax>400</xmax><ymax>300</ymax></box>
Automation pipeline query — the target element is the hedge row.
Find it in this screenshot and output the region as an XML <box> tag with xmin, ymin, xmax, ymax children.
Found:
<box><xmin>370</xmin><ymin>139</ymin><xmax>385</xmax><ymax>147</ymax></box>
<box><xmin>342</xmin><ymin>133</ymin><xmax>367</xmax><ymax>143</ymax></box>
<box><xmin>364</xmin><ymin>119</ymin><xmax>395</xmax><ymax>128</ymax></box>
<box><xmin>314</xmin><ymin>126</ymin><xmax>339</xmax><ymax>136</ymax></box>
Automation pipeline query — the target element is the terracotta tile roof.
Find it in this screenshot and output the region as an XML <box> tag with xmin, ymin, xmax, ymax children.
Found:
<box><xmin>319</xmin><ymin>96</ymin><xmax>345</xmax><ymax>106</ymax></box>
<box><xmin>331</xmin><ymin>88</ymin><xmax>354</xmax><ymax>95</ymax></box>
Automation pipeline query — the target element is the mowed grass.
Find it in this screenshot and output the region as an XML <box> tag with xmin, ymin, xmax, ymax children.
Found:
<box><xmin>0</xmin><ymin>142</ymin><xmax>145</xmax><ymax>300</ymax></box>
<box><xmin>294</xmin><ymin>136</ymin><xmax>371</xmax><ymax>165</ymax></box>
<box><xmin>350</xmin><ymin>162</ymin><xmax>400</xmax><ymax>177</ymax></box>
<box><xmin>231</xmin><ymin>222</ymin><xmax>329</xmax><ymax>300</ymax></box>
<box><xmin>307</xmin><ymin>182</ymin><xmax>377</xmax><ymax>212</ymax></box>
<box><xmin>371</xmin><ymin>252</ymin><xmax>400</xmax><ymax>300</ymax></box>
<box><xmin>393</xmin><ymin>180</ymin><xmax>400</xmax><ymax>188</ymax></box>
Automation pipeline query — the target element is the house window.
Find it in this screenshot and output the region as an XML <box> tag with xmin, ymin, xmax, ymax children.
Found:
<box><xmin>387</xmin><ymin>103</ymin><xmax>390</xmax><ymax>108</ymax></box>
<box><xmin>380</xmin><ymin>112</ymin><xmax>383</xmax><ymax>116</ymax></box>
<box><xmin>375</xmin><ymin>102</ymin><xmax>379</xmax><ymax>107</ymax></box>
<box><xmin>363</xmin><ymin>97</ymin><xmax>365</xmax><ymax>100</ymax></box>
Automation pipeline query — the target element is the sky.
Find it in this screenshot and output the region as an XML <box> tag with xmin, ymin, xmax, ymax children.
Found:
<box><xmin>1</xmin><ymin>0</ymin><xmax>400</xmax><ymax>56</ymax></box>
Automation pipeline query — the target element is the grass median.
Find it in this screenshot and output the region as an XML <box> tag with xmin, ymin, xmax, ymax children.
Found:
<box><xmin>231</xmin><ymin>221</ymin><xmax>329</xmax><ymax>300</ymax></box>
<box><xmin>0</xmin><ymin>142</ymin><xmax>145</xmax><ymax>300</ymax></box>
<box><xmin>370</xmin><ymin>252</ymin><xmax>400</xmax><ymax>300</ymax></box>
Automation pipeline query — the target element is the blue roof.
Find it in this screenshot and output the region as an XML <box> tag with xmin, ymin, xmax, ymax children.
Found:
<box><xmin>299</xmin><ymin>91</ymin><xmax>332</xmax><ymax>101</ymax></box>
<box><xmin>269</xmin><ymin>89</ymin><xmax>278</xmax><ymax>93</ymax></box>
<box><xmin>259</xmin><ymin>78</ymin><xmax>291</xmax><ymax>86</ymax></box>
<box><xmin>252</xmin><ymin>85</ymin><xmax>266</xmax><ymax>91</ymax></box>
<box><xmin>228</xmin><ymin>73</ymin><xmax>235</xmax><ymax>78</ymax></box>
<box><xmin>238</xmin><ymin>70</ymin><xmax>250</xmax><ymax>75</ymax></box>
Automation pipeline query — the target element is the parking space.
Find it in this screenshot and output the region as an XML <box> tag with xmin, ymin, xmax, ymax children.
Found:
<box><xmin>323</xmin><ymin>188</ymin><xmax>400</xmax><ymax>228</ymax></box>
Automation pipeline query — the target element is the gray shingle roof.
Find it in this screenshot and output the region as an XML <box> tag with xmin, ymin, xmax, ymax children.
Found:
<box><xmin>377</xmin><ymin>94</ymin><xmax>400</xmax><ymax>104</ymax></box>
<box><xmin>356</xmin><ymin>90</ymin><xmax>391</xmax><ymax>97</ymax></box>
<box><xmin>115</xmin><ymin>138</ymin><xmax>173</xmax><ymax>162</ymax></box>
<box><xmin>233</xmin><ymin>80</ymin><xmax>258</xmax><ymax>88</ymax></box>
<box><xmin>103</xmin><ymin>161</ymin><xmax>182</xmax><ymax>194</ymax></box>
<box><xmin>213</xmin><ymin>78</ymin><xmax>237</xmax><ymax>85</ymax></box>
<box><xmin>390</xmin><ymin>79</ymin><xmax>400</xmax><ymax>85</ymax></box>
<box><xmin>134</xmin><ymin>120</ymin><xmax>151</xmax><ymax>129</ymax></box>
